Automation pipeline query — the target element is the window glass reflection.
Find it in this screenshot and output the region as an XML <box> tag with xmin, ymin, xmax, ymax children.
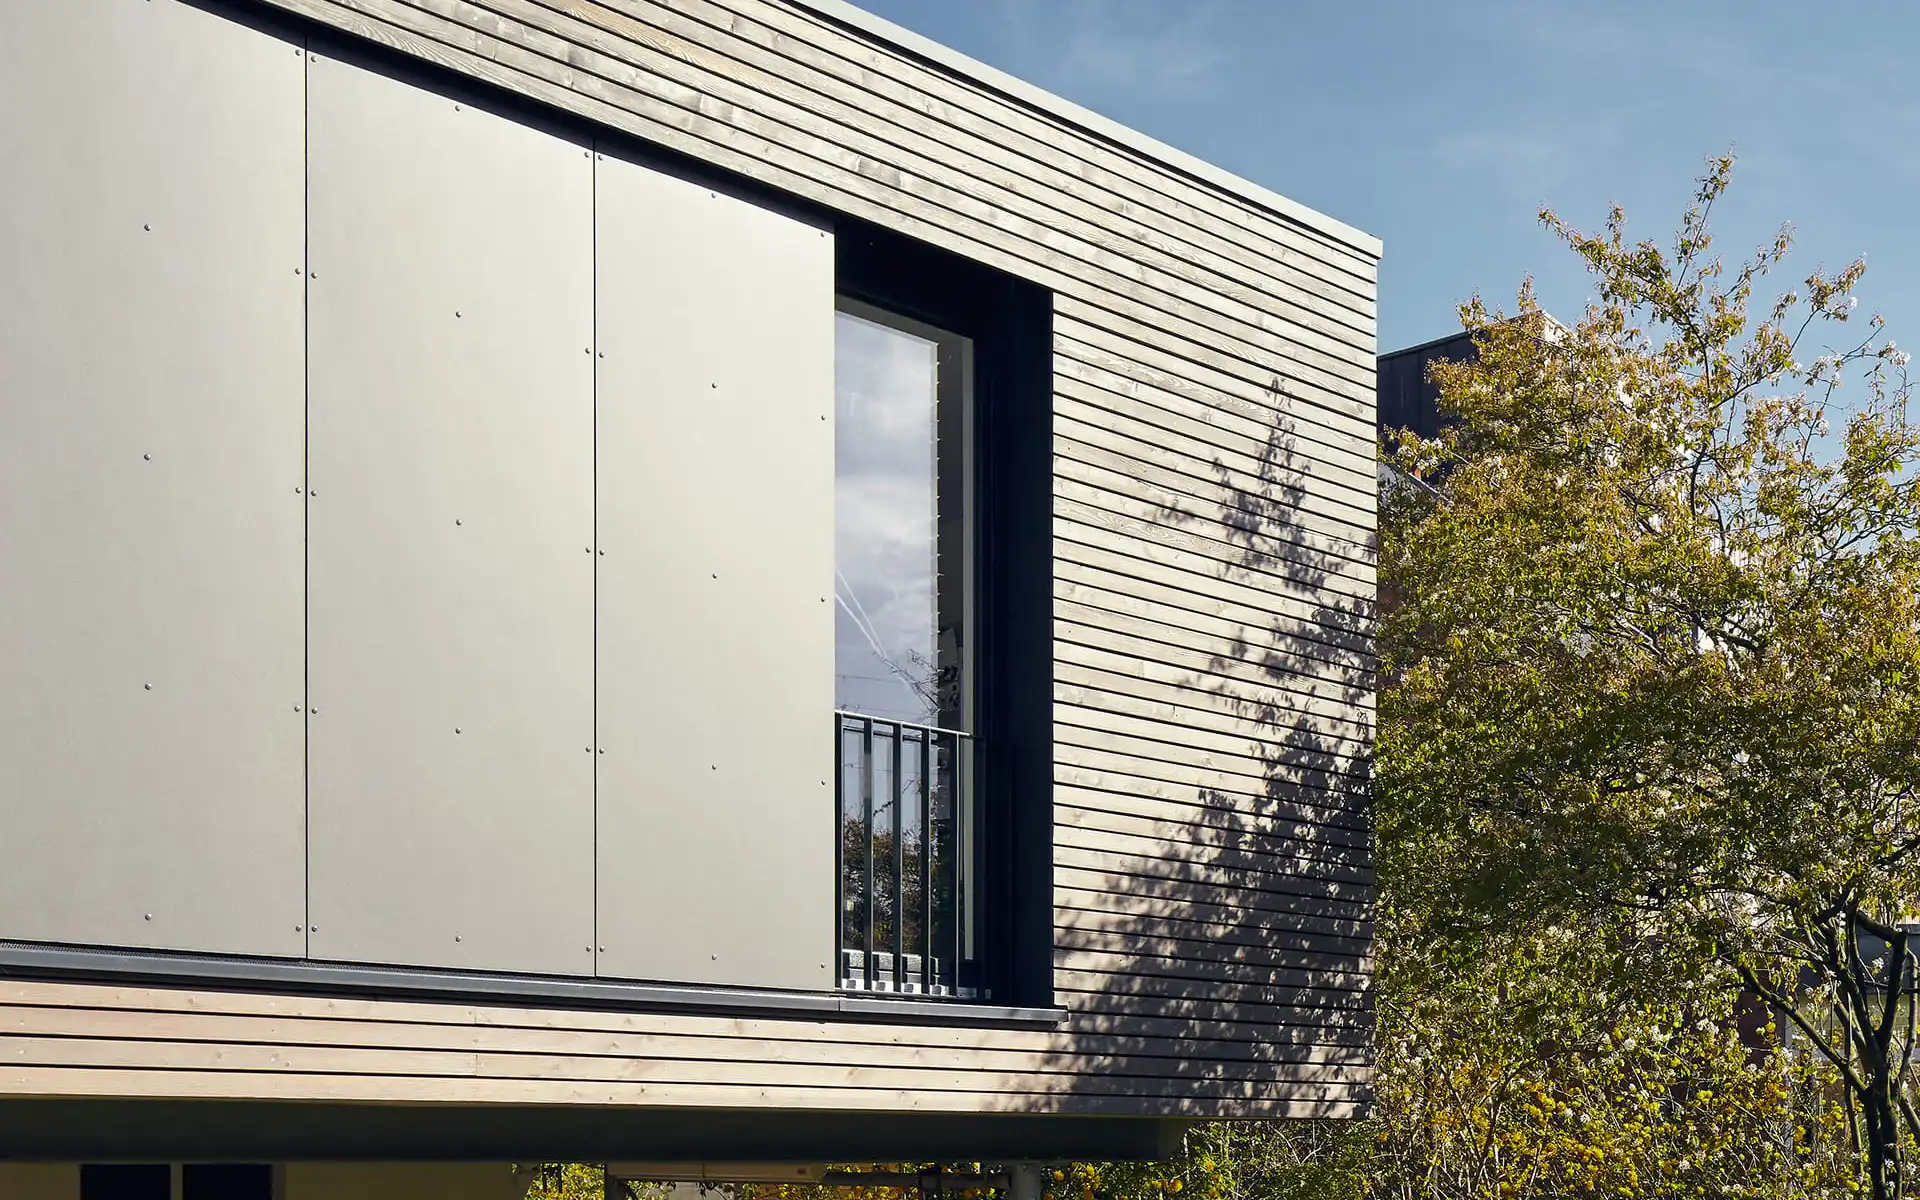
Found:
<box><xmin>834</xmin><ymin>308</ymin><xmax>966</xmax><ymax>729</ymax></box>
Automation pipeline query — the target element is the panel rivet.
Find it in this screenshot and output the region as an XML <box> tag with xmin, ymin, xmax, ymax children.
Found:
<box><xmin>295</xmin><ymin>925</ymin><xmax>303</xmax><ymax>932</ymax></box>
<box><xmin>455</xmin><ymin>727</ymin><xmax>462</xmax><ymax>734</ymax></box>
<box><xmin>710</xmin><ymin>764</ymin><xmax>717</xmax><ymax>771</ymax></box>
<box><xmin>310</xmin><ymin>708</ymin><xmax>319</xmax><ymax>715</ymax></box>
<box><xmin>454</xmin><ymin>934</ymin><xmax>462</xmax><ymax>942</ymax></box>
<box><xmin>294</xmin><ymin>704</ymin><xmax>302</xmax><ymax>713</ymax></box>
<box><xmin>144</xmin><ymin>913</ymin><xmax>153</xmax><ymax>921</ymax></box>
<box><xmin>143</xmin><ymin>452</ymin><xmax>151</xmax><ymax>461</ymax></box>
<box><xmin>598</xmin><ymin>352</ymin><xmax>605</xmax><ymax>359</ymax></box>
<box><xmin>295</xmin><ymin>487</ymin><xmax>302</xmax><ymax>494</ymax></box>
<box><xmin>455</xmin><ymin>518</ymin><xmax>463</xmax><ymax>526</ymax></box>
<box><xmin>711</xmin><ymin>572</ymin><xmax>718</xmax><ymax>579</ymax></box>
<box><xmin>309</xmin><ymin>489</ymin><xmax>318</xmax><ymax>497</ymax></box>
<box><xmin>143</xmin><ymin>223</ymin><xmax>151</xmax><ymax>232</ymax></box>
<box><xmin>598</xmin><ymin>550</ymin><xmax>605</xmax><ymax>557</ymax></box>
<box><xmin>598</xmin><ymin>748</ymin><xmax>605</xmax><ymax>755</ymax></box>
<box><xmin>143</xmin><ymin>683</ymin><xmax>152</xmax><ymax>691</ymax></box>
<box><xmin>585</xmin><ymin>746</ymin><xmax>592</xmax><ymax>753</ymax></box>
<box><xmin>599</xmin><ymin>945</ymin><xmax>606</xmax><ymax>952</ymax></box>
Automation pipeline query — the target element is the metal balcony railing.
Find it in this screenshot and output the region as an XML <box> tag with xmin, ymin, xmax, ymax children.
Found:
<box><xmin>834</xmin><ymin>711</ymin><xmax>976</xmax><ymax>998</ymax></box>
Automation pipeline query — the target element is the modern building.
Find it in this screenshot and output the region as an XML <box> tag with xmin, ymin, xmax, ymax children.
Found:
<box><xmin>1376</xmin><ymin>331</ymin><xmax>1475</xmax><ymax>442</ymax></box>
<box><xmin>0</xmin><ymin>0</ymin><xmax>1380</xmax><ymax>1193</ymax></box>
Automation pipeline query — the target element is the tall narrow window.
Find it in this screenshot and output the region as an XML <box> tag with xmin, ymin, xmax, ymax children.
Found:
<box><xmin>833</xmin><ymin>300</ymin><xmax>977</xmax><ymax>997</ymax></box>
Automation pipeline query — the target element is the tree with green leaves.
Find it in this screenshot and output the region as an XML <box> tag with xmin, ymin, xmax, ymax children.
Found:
<box><xmin>1379</xmin><ymin>154</ymin><xmax>1920</xmax><ymax>1196</ymax></box>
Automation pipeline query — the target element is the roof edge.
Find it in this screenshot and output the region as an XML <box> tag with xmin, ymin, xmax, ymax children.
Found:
<box><xmin>1380</xmin><ymin>329</ymin><xmax>1476</xmax><ymax>361</ymax></box>
<box><xmin>784</xmin><ymin>0</ymin><xmax>1383</xmax><ymax>261</ymax></box>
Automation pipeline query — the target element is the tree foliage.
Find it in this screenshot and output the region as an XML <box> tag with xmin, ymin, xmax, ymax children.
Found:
<box><xmin>1378</xmin><ymin>155</ymin><xmax>1919</xmax><ymax>1195</ymax></box>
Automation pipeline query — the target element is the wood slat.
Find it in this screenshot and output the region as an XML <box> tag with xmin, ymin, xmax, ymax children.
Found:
<box><xmin>1059</xmin><ymin>806</ymin><xmax>1374</xmax><ymax>879</ymax></box>
<box><xmin>1054</xmin><ymin>316</ymin><xmax>1376</xmax><ymax>447</ymax></box>
<box><xmin>0</xmin><ymin>1007</ymin><xmax>1364</xmax><ymax>1080</ymax></box>
<box><xmin>1055</xmin><ymin>651</ymin><xmax>1372</xmax><ymax>741</ymax></box>
<box><xmin>0</xmin><ymin>1065</ymin><xmax>1366</xmax><ymax>1116</ymax></box>
<box><xmin>1053</xmin><ymin>370</ymin><xmax>1379</xmax><ymax>509</ymax></box>
<box><xmin>1054</xmin><ymin>346</ymin><xmax>1380</xmax><ymax>481</ymax></box>
<box><xmin>1055</xmin><ymin>779</ymin><xmax>1370</xmax><ymax>852</ymax></box>
<box><xmin>1059</xmin><ymin>757</ymin><xmax>1363</xmax><ymax>822</ymax></box>
<box><xmin>1053</xmin><ymin>520</ymin><xmax>1374</xmax><ymax>634</ymax></box>
<box><xmin>1054</xmin><ymin>550</ymin><xmax>1375</xmax><ymax>671</ymax></box>
<box><xmin>562</xmin><ymin>0</ymin><xmax>1381</xmax><ymax>303</ymax></box>
<box><xmin>1054</xmin><ymin>421</ymin><xmax>1374</xmax><ymax>552</ymax></box>
<box><xmin>1059</xmin><ymin>792</ymin><xmax>1368</xmax><ymax>865</ymax></box>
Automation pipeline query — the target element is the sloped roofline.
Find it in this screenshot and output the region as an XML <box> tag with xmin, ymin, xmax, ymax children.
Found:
<box><xmin>788</xmin><ymin>0</ymin><xmax>1383</xmax><ymax>261</ymax></box>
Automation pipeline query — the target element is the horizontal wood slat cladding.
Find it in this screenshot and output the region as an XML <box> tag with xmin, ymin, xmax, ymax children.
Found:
<box><xmin>18</xmin><ymin>0</ymin><xmax>1373</xmax><ymax>1123</ymax></box>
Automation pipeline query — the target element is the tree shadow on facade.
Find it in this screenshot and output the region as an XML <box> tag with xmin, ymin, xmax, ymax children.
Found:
<box><xmin>1028</xmin><ymin>364</ymin><xmax>1376</xmax><ymax>1120</ymax></box>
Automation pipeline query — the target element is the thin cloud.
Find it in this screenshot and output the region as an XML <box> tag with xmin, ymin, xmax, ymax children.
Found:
<box><xmin>990</xmin><ymin>0</ymin><xmax>1238</xmax><ymax>105</ymax></box>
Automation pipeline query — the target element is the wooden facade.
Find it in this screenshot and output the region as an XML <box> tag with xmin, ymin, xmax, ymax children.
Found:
<box><xmin>0</xmin><ymin>0</ymin><xmax>1377</xmax><ymax>1158</ymax></box>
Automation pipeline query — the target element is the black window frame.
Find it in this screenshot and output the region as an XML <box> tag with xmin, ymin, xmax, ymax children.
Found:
<box><xmin>835</xmin><ymin>222</ymin><xmax>1055</xmax><ymax>1009</ymax></box>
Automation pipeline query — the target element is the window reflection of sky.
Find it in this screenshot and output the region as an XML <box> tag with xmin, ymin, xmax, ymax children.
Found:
<box><xmin>835</xmin><ymin>310</ymin><xmax>939</xmax><ymax>727</ymax></box>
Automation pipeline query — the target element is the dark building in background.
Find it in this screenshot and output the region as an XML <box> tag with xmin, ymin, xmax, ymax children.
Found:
<box><xmin>1377</xmin><ymin>330</ymin><xmax>1476</xmax><ymax>439</ymax></box>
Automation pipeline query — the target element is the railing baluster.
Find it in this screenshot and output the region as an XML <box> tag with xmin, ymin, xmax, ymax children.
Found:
<box><xmin>860</xmin><ymin>716</ymin><xmax>875</xmax><ymax>991</ymax></box>
<box><xmin>949</xmin><ymin>734</ymin><xmax>962</xmax><ymax>996</ymax></box>
<box><xmin>891</xmin><ymin>725</ymin><xmax>904</xmax><ymax>992</ymax></box>
<box><xmin>919</xmin><ymin>728</ymin><xmax>933</xmax><ymax>994</ymax></box>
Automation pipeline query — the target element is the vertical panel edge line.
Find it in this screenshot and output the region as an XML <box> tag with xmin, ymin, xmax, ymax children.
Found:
<box><xmin>590</xmin><ymin>136</ymin><xmax>600</xmax><ymax>978</ymax></box>
<box><xmin>301</xmin><ymin>35</ymin><xmax>313</xmax><ymax>964</ymax></box>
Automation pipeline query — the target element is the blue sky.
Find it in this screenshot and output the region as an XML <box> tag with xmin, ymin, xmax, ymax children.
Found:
<box><xmin>851</xmin><ymin>0</ymin><xmax>1919</xmax><ymax>357</ymax></box>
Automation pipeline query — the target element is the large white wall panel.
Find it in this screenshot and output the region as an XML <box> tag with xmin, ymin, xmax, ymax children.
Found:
<box><xmin>595</xmin><ymin>157</ymin><xmax>836</xmax><ymax>990</ymax></box>
<box><xmin>0</xmin><ymin>0</ymin><xmax>306</xmax><ymax>956</ymax></box>
<box><xmin>305</xmin><ymin>56</ymin><xmax>596</xmax><ymax>975</ymax></box>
